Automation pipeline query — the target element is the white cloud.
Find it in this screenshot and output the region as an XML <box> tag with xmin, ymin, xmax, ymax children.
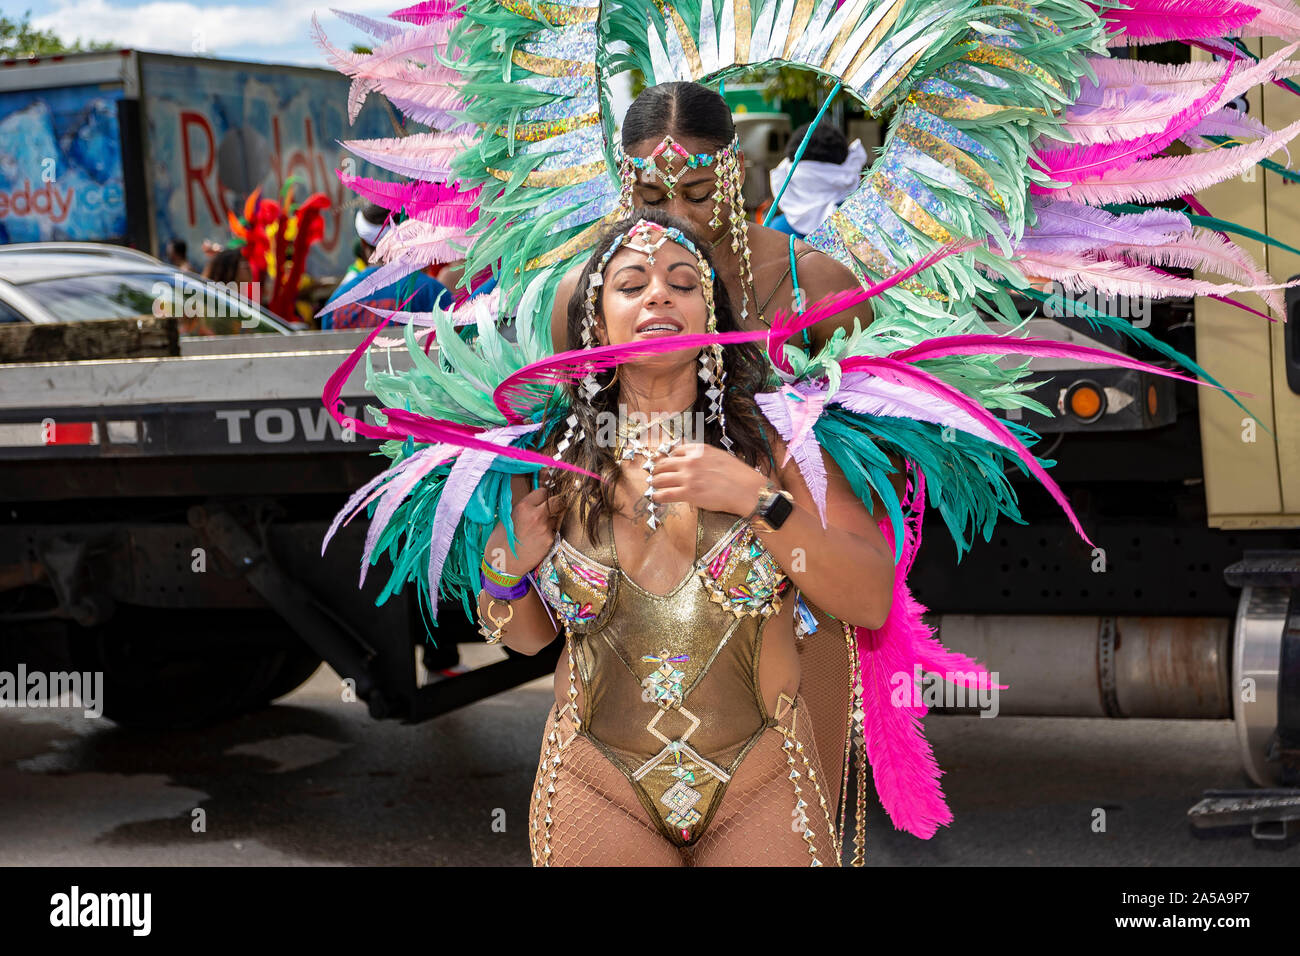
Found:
<box><xmin>32</xmin><ymin>0</ymin><xmax>400</xmax><ymax>62</ymax></box>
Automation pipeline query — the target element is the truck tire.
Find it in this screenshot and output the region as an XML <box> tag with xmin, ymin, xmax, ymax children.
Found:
<box><xmin>66</xmin><ymin>605</ymin><xmax>319</xmax><ymax>730</ymax></box>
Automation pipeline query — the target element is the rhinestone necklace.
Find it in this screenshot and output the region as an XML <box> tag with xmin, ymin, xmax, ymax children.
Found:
<box><xmin>616</xmin><ymin>413</ymin><xmax>685</xmax><ymax>530</ymax></box>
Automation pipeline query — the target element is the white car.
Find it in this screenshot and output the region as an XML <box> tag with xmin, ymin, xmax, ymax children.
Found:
<box><xmin>0</xmin><ymin>242</ymin><xmax>295</xmax><ymax>335</ymax></box>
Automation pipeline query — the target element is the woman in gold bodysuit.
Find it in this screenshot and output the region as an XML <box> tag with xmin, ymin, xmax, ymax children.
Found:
<box><xmin>476</xmin><ymin>209</ymin><xmax>894</xmax><ymax>866</ymax></box>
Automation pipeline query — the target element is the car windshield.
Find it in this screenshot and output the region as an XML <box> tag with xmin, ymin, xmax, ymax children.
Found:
<box><xmin>21</xmin><ymin>272</ymin><xmax>287</xmax><ymax>335</ymax></box>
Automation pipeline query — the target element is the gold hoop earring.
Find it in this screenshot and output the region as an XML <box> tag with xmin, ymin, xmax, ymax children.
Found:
<box><xmin>597</xmin><ymin>366</ymin><xmax>620</xmax><ymax>392</ymax></box>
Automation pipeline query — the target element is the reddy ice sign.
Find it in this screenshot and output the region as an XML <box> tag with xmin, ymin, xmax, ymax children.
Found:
<box><xmin>0</xmin><ymin>83</ymin><xmax>127</xmax><ymax>243</ymax></box>
<box><xmin>141</xmin><ymin>56</ymin><xmax>391</xmax><ymax>275</ymax></box>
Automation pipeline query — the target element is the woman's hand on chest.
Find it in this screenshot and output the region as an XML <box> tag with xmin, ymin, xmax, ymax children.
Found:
<box><xmin>650</xmin><ymin>442</ymin><xmax>772</xmax><ymax>517</ymax></box>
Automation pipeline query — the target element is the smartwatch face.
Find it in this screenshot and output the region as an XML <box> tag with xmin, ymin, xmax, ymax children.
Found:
<box><xmin>765</xmin><ymin>492</ymin><xmax>794</xmax><ymax>529</ymax></box>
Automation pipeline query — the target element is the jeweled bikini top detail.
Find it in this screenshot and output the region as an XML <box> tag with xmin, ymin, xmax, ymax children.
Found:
<box><xmin>536</xmin><ymin>511</ymin><xmax>789</xmax><ymax>633</ymax></box>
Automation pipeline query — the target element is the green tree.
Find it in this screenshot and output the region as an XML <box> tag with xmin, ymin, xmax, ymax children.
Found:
<box><xmin>0</xmin><ymin>9</ymin><xmax>117</xmax><ymax>58</ymax></box>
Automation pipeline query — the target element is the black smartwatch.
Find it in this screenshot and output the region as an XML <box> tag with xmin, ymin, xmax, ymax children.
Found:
<box><xmin>750</xmin><ymin>486</ymin><xmax>795</xmax><ymax>532</ymax></box>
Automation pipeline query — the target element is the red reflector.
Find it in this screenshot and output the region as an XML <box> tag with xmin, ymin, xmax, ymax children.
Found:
<box><xmin>44</xmin><ymin>422</ymin><xmax>96</xmax><ymax>445</ymax></box>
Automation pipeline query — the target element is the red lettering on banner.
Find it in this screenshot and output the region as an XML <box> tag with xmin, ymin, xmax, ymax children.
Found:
<box><xmin>0</xmin><ymin>181</ymin><xmax>78</xmax><ymax>224</ymax></box>
<box><xmin>270</xmin><ymin>115</ymin><xmax>283</xmax><ymax>189</ymax></box>
<box><xmin>181</xmin><ymin>111</ymin><xmax>219</xmax><ymax>227</ymax></box>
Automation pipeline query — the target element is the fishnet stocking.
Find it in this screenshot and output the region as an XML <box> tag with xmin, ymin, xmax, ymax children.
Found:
<box><xmin>528</xmin><ymin>695</ymin><xmax>839</xmax><ymax>867</ymax></box>
<box><xmin>686</xmin><ymin>694</ymin><xmax>840</xmax><ymax>867</ymax></box>
<box><xmin>795</xmin><ymin>609</ymin><xmax>852</xmax><ymax>830</ymax></box>
<box><xmin>528</xmin><ymin>706</ymin><xmax>683</xmax><ymax>867</ymax></box>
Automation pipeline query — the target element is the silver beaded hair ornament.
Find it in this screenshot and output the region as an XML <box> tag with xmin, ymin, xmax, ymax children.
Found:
<box><xmin>615</xmin><ymin>135</ymin><xmax>754</xmax><ymax>328</ymax></box>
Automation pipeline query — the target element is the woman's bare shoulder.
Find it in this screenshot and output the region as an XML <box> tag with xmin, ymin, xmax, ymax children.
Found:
<box><xmin>790</xmin><ymin>241</ymin><xmax>858</xmax><ymax>293</ymax></box>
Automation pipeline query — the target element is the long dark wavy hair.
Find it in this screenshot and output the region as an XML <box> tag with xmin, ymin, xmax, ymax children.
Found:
<box><xmin>542</xmin><ymin>208</ymin><xmax>772</xmax><ymax>543</ymax></box>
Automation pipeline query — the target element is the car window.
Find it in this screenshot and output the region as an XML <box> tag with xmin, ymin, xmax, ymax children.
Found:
<box><xmin>18</xmin><ymin>273</ymin><xmax>287</xmax><ymax>335</ymax></box>
<box><xmin>0</xmin><ymin>298</ymin><xmax>25</xmax><ymax>323</ymax></box>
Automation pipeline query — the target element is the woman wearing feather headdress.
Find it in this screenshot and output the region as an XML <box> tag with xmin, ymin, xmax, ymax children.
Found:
<box><xmin>548</xmin><ymin>82</ymin><xmax>868</xmax><ymax>353</ymax></box>
<box><xmin>487</xmin><ymin>208</ymin><xmax>892</xmax><ymax>865</ymax></box>
<box><xmin>544</xmin><ymin>81</ymin><xmax>902</xmax><ymax>825</ymax></box>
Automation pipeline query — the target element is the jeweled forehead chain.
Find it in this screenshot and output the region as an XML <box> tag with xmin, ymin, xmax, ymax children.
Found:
<box><xmin>583</xmin><ymin>220</ymin><xmax>716</xmax><ymax>346</ymax></box>
<box><xmin>615</xmin><ymin>135</ymin><xmax>753</xmax><ymax>325</ymax></box>
<box><xmin>617</xmin><ymin>134</ymin><xmax>741</xmax><ymax>204</ymax></box>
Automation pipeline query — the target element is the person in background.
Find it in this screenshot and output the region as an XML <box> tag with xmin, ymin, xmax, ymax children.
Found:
<box><xmin>321</xmin><ymin>204</ymin><xmax>453</xmax><ymax>330</ymax></box>
<box><xmin>767</xmin><ymin>121</ymin><xmax>867</xmax><ymax>240</ymax></box>
<box><xmin>202</xmin><ymin>248</ymin><xmax>252</xmax><ymax>286</ymax></box>
<box><xmin>342</xmin><ymin>236</ymin><xmax>369</xmax><ymax>286</ymax></box>
<box><xmin>165</xmin><ymin>238</ymin><xmax>195</xmax><ymax>273</ymax></box>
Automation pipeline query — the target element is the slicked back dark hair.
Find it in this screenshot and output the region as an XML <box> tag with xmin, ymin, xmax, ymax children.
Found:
<box><xmin>621</xmin><ymin>81</ymin><xmax>735</xmax><ymax>153</ymax></box>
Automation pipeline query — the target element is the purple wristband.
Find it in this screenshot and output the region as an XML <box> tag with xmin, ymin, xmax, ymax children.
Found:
<box><xmin>481</xmin><ymin>571</ymin><xmax>531</xmax><ymax>600</ymax></box>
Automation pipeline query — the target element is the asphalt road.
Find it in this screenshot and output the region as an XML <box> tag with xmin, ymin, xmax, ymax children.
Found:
<box><xmin>0</xmin><ymin>644</ymin><xmax>1295</xmax><ymax>866</ymax></box>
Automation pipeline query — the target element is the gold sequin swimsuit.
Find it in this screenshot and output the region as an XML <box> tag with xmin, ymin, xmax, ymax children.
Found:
<box><xmin>535</xmin><ymin>507</ymin><xmax>796</xmax><ymax>847</ymax></box>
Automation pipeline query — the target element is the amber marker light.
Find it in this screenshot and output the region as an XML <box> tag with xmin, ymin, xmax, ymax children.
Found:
<box><xmin>1064</xmin><ymin>380</ymin><xmax>1106</xmax><ymax>424</ymax></box>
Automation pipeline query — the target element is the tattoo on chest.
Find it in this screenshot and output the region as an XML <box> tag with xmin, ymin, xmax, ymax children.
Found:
<box><xmin>630</xmin><ymin>494</ymin><xmax>682</xmax><ymax>538</ymax></box>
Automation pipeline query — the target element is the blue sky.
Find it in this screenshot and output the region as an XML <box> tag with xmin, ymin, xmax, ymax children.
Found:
<box><xmin>14</xmin><ymin>0</ymin><xmax>389</xmax><ymax>67</ymax></box>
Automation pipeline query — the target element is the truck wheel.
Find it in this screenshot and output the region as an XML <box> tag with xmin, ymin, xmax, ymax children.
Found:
<box><xmin>67</xmin><ymin>606</ymin><xmax>315</xmax><ymax>730</ymax></box>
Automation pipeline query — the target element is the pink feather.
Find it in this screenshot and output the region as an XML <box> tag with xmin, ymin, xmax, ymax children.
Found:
<box><xmin>329</xmin><ymin>8</ymin><xmax>404</xmax><ymax>41</ymax></box>
<box><xmin>888</xmin><ymin>334</ymin><xmax>1244</xmax><ymax>393</ymax></box>
<box><xmin>1204</xmin><ymin>293</ymin><xmax>1277</xmax><ymax>322</ymax></box>
<box><xmin>424</xmin><ymin>423</ymin><xmax>542</xmax><ymax>620</ymax></box>
<box><xmin>316</xmin><ymin>218</ymin><xmax>473</xmax><ymax>315</ymax></box>
<box><xmin>310</xmin><ymin>15</ymin><xmax>379</xmax><ymax>123</ymax></box>
<box><xmin>766</xmin><ymin>239</ymin><xmax>980</xmax><ymax>373</ymax></box>
<box><xmin>855</xmin><ymin>601</ymin><xmax>951</xmax><ymax>839</ymax></box>
<box><xmin>1101</xmin><ymin>227</ymin><xmax>1285</xmax><ymax>314</ymax></box>
<box><xmin>754</xmin><ymin>388</ymin><xmax>830</xmax><ymax>527</ymax></box>
<box><xmin>331</xmin><ymin>21</ymin><xmax>462</xmax><ymax>121</ymax></box>
<box><xmin>390</xmin><ymin>0</ymin><xmax>466</xmax><ymax>23</ymax></box>
<box><xmin>833</xmin><ymin>373</ymin><xmax>1010</xmax><ymax>446</ymax></box>
<box><xmin>1018</xmin><ymin>200</ymin><xmax>1191</xmax><ymax>255</ymax></box>
<box><xmin>1089</xmin><ymin>0</ymin><xmax>1263</xmax><ymax>42</ymax></box>
<box><xmin>318</xmin><ymin>299</ymin><xmax>599</xmax><ymax>478</ymax></box>
<box><xmin>494</xmin><ymin>329</ymin><xmax>771</xmax><ymax>423</ymax></box>
<box><xmin>856</xmin><ymin>469</ymin><xmax>1008</xmax><ymax>838</ymax></box>
<box><xmin>1045</xmin><ymin>114</ymin><xmax>1300</xmax><ymax>204</ymax></box>
<box><xmin>361</xmin><ymin>450</ymin><xmax>449</xmax><ymax>587</ymax></box>
<box><xmin>322</xmin><ymin>442</ymin><xmax>455</xmax><ymax>556</ymax></box>
<box><xmin>1235</xmin><ymin>0</ymin><xmax>1300</xmax><ymax>36</ymax></box>
<box><xmin>838</xmin><ymin>354</ymin><xmax>1096</xmax><ymax>548</ymax></box>
<box><xmin>1182</xmin><ymin>106</ymin><xmax>1281</xmax><ymax>159</ymax></box>
<box><xmin>336</xmin><ymin>172</ymin><xmax>481</xmax><ymax>222</ymax></box>
<box><xmin>380</xmin><ymin>91</ymin><xmax>471</xmax><ymax>131</ymax></box>
<box><xmin>341</xmin><ymin>131</ymin><xmax>476</xmax><ymax>180</ymax></box>
<box><xmin>1033</xmin><ymin>55</ymin><xmax>1236</xmax><ymax>186</ymax></box>
<box><xmin>1067</xmin><ymin>44</ymin><xmax>1300</xmax><ymax>145</ymax></box>
<box><xmin>1008</xmin><ymin>249</ymin><xmax>1300</xmax><ymax>305</ymax></box>
<box><xmin>310</xmin><ymin>13</ymin><xmax>366</xmax><ymax>73</ymax></box>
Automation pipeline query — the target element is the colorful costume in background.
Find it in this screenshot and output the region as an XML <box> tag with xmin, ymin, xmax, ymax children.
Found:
<box><xmin>228</xmin><ymin>180</ymin><xmax>331</xmax><ymax>323</ymax></box>
<box><xmin>316</xmin><ymin>0</ymin><xmax>1300</xmax><ymax>863</ymax></box>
